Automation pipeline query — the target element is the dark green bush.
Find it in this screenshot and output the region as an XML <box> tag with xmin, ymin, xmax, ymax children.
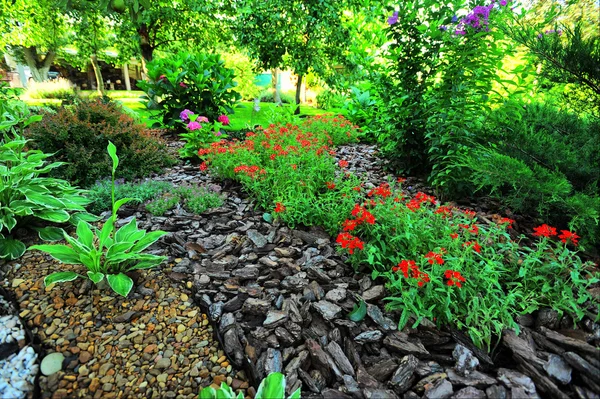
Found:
<box><xmin>26</xmin><ymin>99</ymin><xmax>176</xmax><ymax>188</ymax></box>
<box><xmin>138</xmin><ymin>52</ymin><xmax>241</xmax><ymax>128</ymax></box>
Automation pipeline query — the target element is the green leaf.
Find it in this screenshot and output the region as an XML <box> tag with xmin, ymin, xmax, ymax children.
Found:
<box><xmin>87</xmin><ymin>271</ymin><xmax>105</xmax><ymax>284</ymax></box>
<box><xmin>107</xmin><ymin>141</ymin><xmax>119</xmax><ymax>174</ymax></box>
<box><xmin>0</xmin><ymin>237</ymin><xmax>26</xmax><ymax>260</ymax></box>
<box><xmin>29</xmin><ymin>244</ymin><xmax>82</xmax><ymax>264</ymax></box>
<box><xmin>115</xmin><ymin>217</ymin><xmax>138</xmax><ymax>242</ymax></box>
<box><xmin>348</xmin><ymin>299</ymin><xmax>367</xmax><ymax>322</ymax></box>
<box><xmin>198</xmin><ymin>386</ymin><xmax>217</xmax><ymax>399</ymax></box>
<box><xmin>106</xmin><ymin>273</ymin><xmax>134</xmax><ymax>297</ymax></box>
<box><xmin>76</xmin><ymin>221</ymin><xmax>95</xmax><ymax>250</ymax></box>
<box><xmin>45</xmin><ymin>271</ymin><xmax>80</xmax><ymax>286</ymax></box>
<box><xmin>113</xmin><ymin>197</ymin><xmax>135</xmax><ymax>213</ymax></box>
<box><xmin>256</xmin><ymin>372</ymin><xmax>285</xmax><ymax>399</ymax></box>
<box><xmin>126</xmin><ymin>255</ymin><xmax>167</xmax><ymax>271</ymax></box>
<box><xmin>69</xmin><ymin>212</ymin><xmax>101</xmax><ymax>225</ymax></box>
<box><xmin>36</xmin><ymin>227</ymin><xmax>66</xmax><ymax>242</ymax></box>
<box><xmin>24</xmin><ymin>191</ymin><xmax>66</xmax><ymax>209</ymax></box>
<box><xmin>36</xmin><ymin>209</ymin><xmax>70</xmax><ymax>223</ymax></box>
<box><xmin>129</xmin><ymin>230</ymin><xmax>168</xmax><ymax>253</ymax></box>
<box><xmin>106</xmin><ymin>241</ymin><xmax>136</xmax><ymax>259</ymax></box>
<box><xmin>288</xmin><ymin>387</ymin><xmax>301</xmax><ymax>399</ymax></box>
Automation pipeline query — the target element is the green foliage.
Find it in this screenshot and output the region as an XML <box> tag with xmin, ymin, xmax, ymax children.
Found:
<box><xmin>220</xmin><ymin>50</ymin><xmax>262</xmax><ymax>101</ymax></box>
<box><xmin>316</xmin><ymin>90</ymin><xmax>346</xmax><ymax>110</ymax></box>
<box><xmin>25</xmin><ymin>98</ymin><xmax>175</xmax><ymax>187</ymax></box>
<box><xmin>146</xmin><ymin>185</ymin><xmax>223</xmax><ymax>216</ymax></box>
<box><xmin>179</xmin><ymin>114</ymin><xmax>229</xmax><ymax>159</ymax></box>
<box><xmin>0</xmin><ymin>106</ymin><xmax>91</xmax><ymax>260</ymax></box>
<box><xmin>198</xmin><ymin>372</ymin><xmax>300</xmax><ymax>399</ymax></box>
<box><xmin>337</xmin><ymin>183</ymin><xmax>599</xmax><ymax>350</ymax></box>
<box><xmin>30</xmin><ymin>142</ymin><xmax>168</xmax><ymax>297</ymax></box>
<box><xmin>87</xmin><ymin>179</ymin><xmax>172</xmax><ymax>214</ymax></box>
<box><xmin>199</xmin><ymin>116</ymin><xmax>361</xmax><ymax>234</ymax></box>
<box><xmin>341</xmin><ymin>84</ymin><xmax>378</xmax><ymax>131</ymax></box>
<box><xmin>138</xmin><ymin>52</ymin><xmax>241</xmax><ymax>128</ymax></box>
<box><xmin>259</xmin><ymin>89</ymin><xmax>294</xmax><ymax>104</ymax></box>
<box><xmin>24</xmin><ymin>78</ymin><xmax>76</xmax><ymax>100</ymax></box>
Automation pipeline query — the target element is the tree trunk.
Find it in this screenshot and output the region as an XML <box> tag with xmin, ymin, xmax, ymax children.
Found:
<box><xmin>90</xmin><ymin>54</ymin><xmax>105</xmax><ymax>96</ymax></box>
<box><xmin>294</xmin><ymin>74</ymin><xmax>303</xmax><ymax>115</ymax></box>
<box><xmin>271</xmin><ymin>68</ymin><xmax>281</xmax><ymax>105</ymax></box>
<box><xmin>122</xmin><ymin>63</ymin><xmax>131</xmax><ymax>91</ymax></box>
<box><xmin>22</xmin><ymin>47</ymin><xmax>56</xmax><ymax>82</ymax></box>
<box><xmin>138</xmin><ymin>24</ymin><xmax>154</xmax><ymax>67</ymax></box>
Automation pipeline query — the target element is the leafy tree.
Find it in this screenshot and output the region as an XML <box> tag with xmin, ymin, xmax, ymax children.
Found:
<box><xmin>234</xmin><ymin>0</ymin><xmax>358</xmax><ymax>113</ymax></box>
<box><xmin>0</xmin><ymin>0</ymin><xmax>69</xmax><ymax>82</ymax></box>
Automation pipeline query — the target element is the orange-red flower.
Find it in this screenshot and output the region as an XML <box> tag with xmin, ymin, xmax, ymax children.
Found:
<box><xmin>444</xmin><ymin>270</ymin><xmax>466</xmax><ymax>288</ymax></box>
<box><xmin>558</xmin><ymin>230</ymin><xmax>579</xmax><ymax>246</ymax></box>
<box><xmin>274</xmin><ymin>202</ymin><xmax>286</xmax><ymax>213</ymax></box>
<box><xmin>533</xmin><ymin>224</ymin><xmax>557</xmax><ymax>238</ymax></box>
<box><xmin>335</xmin><ymin>233</ymin><xmax>364</xmax><ymax>254</ymax></box>
<box><xmin>339</xmin><ymin>160</ymin><xmax>349</xmax><ymax>168</ymax></box>
<box><xmin>425</xmin><ymin>251</ymin><xmax>444</xmax><ymax>265</ymax></box>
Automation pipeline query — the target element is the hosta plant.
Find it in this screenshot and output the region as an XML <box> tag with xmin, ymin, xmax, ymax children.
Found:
<box><xmin>0</xmin><ymin>114</ymin><xmax>92</xmax><ymax>260</ymax></box>
<box><xmin>198</xmin><ymin>372</ymin><xmax>300</xmax><ymax>399</ymax></box>
<box><xmin>30</xmin><ymin>142</ymin><xmax>168</xmax><ymax>297</ymax></box>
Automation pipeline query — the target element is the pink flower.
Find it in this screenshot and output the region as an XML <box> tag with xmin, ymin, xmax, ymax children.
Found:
<box><xmin>158</xmin><ymin>75</ymin><xmax>167</xmax><ymax>81</ymax></box>
<box><xmin>197</xmin><ymin>116</ymin><xmax>209</xmax><ymax>123</ymax></box>
<box><xmin>187</xmin><ymin>121</ymin><xmax>202</xmax><ymax>130</ymax></box>
<box><xmin>180</xmin><ymin>109</ymin><xmax>194</xmax><ymax>121</ymax></box>
<box><xmin>179</xmin><ymin>82</ymin><xmax>187</xmax><ymax>88</ymax></box>
<box><xmin>218</xmin><ymin>114</ymin><xmax>230</xmax><ymax>126</ymax></box>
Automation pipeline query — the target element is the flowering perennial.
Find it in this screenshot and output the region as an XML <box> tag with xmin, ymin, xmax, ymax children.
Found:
<box><xmin>444</xmin><ymin>270</ymin><xmax>466</xmax><ymax>287</ymax></box>
<box><xmin>533</xmin><ymin>224</ymin><xmax>557</xmax><ymax>238</ymax></box>
<box><xmin>558</xmin><ymin>230</ymin><xmax>580</xmax><ymax>246</ymax></box>
<box><xmin>335</xmin><ymin>233</ymin><xmax>364</xmax><ymax>254</ymax></box>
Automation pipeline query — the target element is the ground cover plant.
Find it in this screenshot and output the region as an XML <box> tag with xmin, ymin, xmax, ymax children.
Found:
<box><xmin>146</xmin><ymin>184</ymin><xmax>223</xmax><ymax>216</ymax></box>
<box><xmin>199</xmin><ymin>372</ymin><xmax>300</xmax><ymax>399</ymax></box>
<box><xmin>334</xmin><ymin>180</ymin><xmax>599</xmax><ymax>350</ymax></box>
<box><xmin>30</xmin><ymin>142</ymin><xmax>168</xmax><ymax>297</ymax></box>
<box><xmin>87</xmin><ymin>179</ymin><xmax>173</xmax><ymax>214</ymax></box>
<box><xmin>198</xmin><ymin>115</ymin><xmax>363</xmax><ymax>233</ymax></box>
<box><xmin>25</xmin><ymin>98</ymin><xmax>176</xmax><ymax>187</ymax></box>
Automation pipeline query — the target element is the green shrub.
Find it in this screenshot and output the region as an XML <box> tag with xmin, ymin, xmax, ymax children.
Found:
<box><xmin>336</xmin><ymin>182</ymin><xmax>599</xmax><ymax>350</ymax></box>
<box><xmin>258</xmin><ymin>89</ymin><xmax>294</xmax><ymax>104</ymax></box>
<box><xmin>138</xmin><ymin>52</ymin><xmax>241</xmax><ymax>128</ymax></box>
<box><xmin>221</xmin><ymin>51</ymin><xmax>262</xmax><ymax>100</ymax></box>
<box><xmin>25</xmin><ymin>98</ymin><xmax>176</xmax><ymax>187</ymax></box>
<box><xmin>87</xmin><ymin>180</ymin><xmax>173</xmax><ymax>214</ymax></box>
<box><xmin>146</xmin><ymin>193</ymin><xmax>180</xmax><ymax>216</ymax></box>
<box><xmin>24</xmin><ymin>78</ymin><xmax>76</xmax><ymax>100</ymax></box>
<box><xmin>316</xmin><ymin>89</ymin><xmax>346</xmax><ymax>109</ymax></box>
<box><xmin>199</xmin><ymin>372</ymin><xmax>300</xmax><ymax>399</ymax></box>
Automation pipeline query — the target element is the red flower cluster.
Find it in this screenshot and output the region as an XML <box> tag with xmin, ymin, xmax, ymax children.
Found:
<box><xmin>392</xmin><ymin>260</ymin><xmax>430</xmax><ymax>287</ymax></box>
<box><xmin>459</xmin><ymin>224</ymin><xmax>479</xmax><ymax>235</ymax></box>
<box><xmin>326</xmin><ymin>181</ymin><xmax>336</xmax><ymax>190</ymax></box>
<box><xmin>434</xmin><ymin>206</ymin><xmax>453</xmax><ymax>218</ymax></box>
<box><xmin>425</xmin><ymin>251</ymin><xmax>444</xmax><ymax>265</ymax></box>
<box><xmin>444</xmin><ymin>270</ymin><xmax>466</xmax><ymax>288</ymax></box>
<box><xmin>336</xmin><ymin>233</ymin><xmax>364</xmax><ymax>254</ymax></box>
<box><xmin>463</xmin><ymin>241</ymin><xmax>482</xmax><ymax>253</ymax></box>
<box><xmin>558</xmin><ymin>230</ymin><xmax>579</xmax><ymax>246</ymax></box>
<box><xmin>351</xmin><ymin>204</ymin><xmax>376</xmax><ymax>224</ymax></box>
<box><xmin>406</xmin><ymin>192</ymin><xmax>436</xmax><ymax>212</ymax></box>
<box><xmin>462</xmin><ymin>209</ymin><xmax>477</xmax><ymax>218</ymax></box>
<box><xmin>233</xmin><ymin>164</ymin><xmax>266</xmax><ymax>179</ymax></box>
<box><xmin>397</xmin><ymin>177</ymin><xmax>407</xmax><ymax>183</ymax></box>
<box><xmin>199</xmin><ymin>161</ymin><xmax>208</xmax><ymax>171</ymax></box>
<box><xmin>450</xmin><ymin>233</ymin><xmax>459</xmax><ymax>239</ymax></box>
<box><xmin>367</xmin><ymin>183</ymin><xmax>392</xmax><ymax>198</ymax></box>
<box><xmin>274</xmin><ymin>202</ymin><xmax>286</xmax><ymax>213</ymax></box>
<box><xmin>339</xmin><ymin>160</ymin><xmax>349</xmax><ymax>168</ymax></box>
<box><xmin>533</xmin><ymin>224</ymin><xmax>557</xmax><ymax>238</ymax></box>
<box><xmin>498</xmin><ymin>217</ymin><xmax>515</xmax><ymax>228</ymax></box>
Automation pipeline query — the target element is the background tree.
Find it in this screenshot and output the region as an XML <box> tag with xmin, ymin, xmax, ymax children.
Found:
<box><xmin>0</xmin><ymin>0</ymin><xmax>69</xmax><ymax>82</ymax></box>
<box><xmin>234</xmin><ymin>0</ymin><xmax>358</xmax><ymax>113</ymax></box>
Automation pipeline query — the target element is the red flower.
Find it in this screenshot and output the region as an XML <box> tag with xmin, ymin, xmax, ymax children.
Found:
<box><xmin>335</xmin><ymin>232</ymin><xmax>364</xmax><ymax>254</ymax></box>
<box><xmin>498</xmin><ymin>217</ymin><xmax>515</xmax><ymax>228</ymax></box>
<box><xmin>450</xmin><ymin>233</ymin><xmax>459</xmax><ymax>239</ymax></box>
<box><xmin>463</xmin><ymin>241</ymin><xmax>481</xmax><ymax>253</ymax></box>
<box><xmin>435</xmin><ymin>206</ymin><xmax>453</xmax><ymax>217</ymax></box>
<box><xmin>462</xmin><ymin>209</ymin><xmax>476</xmax><ymax>218</ymax></box>
<box><xmin>342</xmin><ymin>219</ymin><xmax>358</xmax><ymax>232</ymax></box>
<box><xmin>291</xmin><ymin>164</ymin><xmax>297</xmax><ymax>170</ymax></box>
<box><xmin>407</xmin><ymin>199</ymin><xmax>421</xmax><ymax>212</ymax></box>
<box><xmin>397</xmin><ymin>177</ymin><xmax>407</xmax><ymax>183</ymax></box>
<box><xmin>444</xmin><ymin>270</ymin><xmax>466</xmax><ymax>288</ymax></box>
<box><xmin>199</xmin><ymin>161</ymin><xmax>208</xmax><ymax>171</ymax></box>
<box><xmin>326</xmin><ymin>181</ymin><xmax>336</xmax><ymax>190</ymax></box>
<box><xmin>533</xmin><ymin>224</ymin><xmax>557</xmax><ymax>238</ymax></box>
<box><xmin>339</xmin><ymin>160</ymin><xmax>349</xmax><ymax>168</ymax></box>
<box><xmin>274</xmin><ymin>202</ymin><xmax>286</xmax><ymax>213</ymax></box>
<box><xmin>367</xmin><ymin>183</ymin><xmax>392</xmax><ymax>198</ymax></box>
<box><xmin>558</xmin><ymin>230</ymin><xmax>580</xmax><ymax>246</ymax></box>
<box><xmin>424</xmin><ymin>251</ymin><xmax>444</xmax><ymax>265</ymax></box>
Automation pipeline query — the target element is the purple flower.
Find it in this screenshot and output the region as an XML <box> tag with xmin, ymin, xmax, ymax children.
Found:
<box><xmin>217</xmin><ymin>114</ymin><xmax>230</xmax><ymax>126</ymax></box>
<box><xmin>180</xmin><ymin>109</ymin><xmax>194</xmax><ymax>122</ymax></box>
<box><xmin>439</xmin><ymin>25</ymin><xmax>448</xmax><ymax>31</ymax></box>
<box><xmin>454</xmin><ymin>29</ymin><xmax>467</xmax><ymax>36</ymax></box>
<box><xmin>451</xmin><ymin>15</ymin><xmax>458</xmax><ymax>23</ymax></box>
<box><xmin>187</xmin><ymin>121</ymin><xmax>202</xmax><ymax>130</ymax></box>
<box><xmin>500</xmin><ymin>0</ymin><xmax>507</xmax><ymax>5</ymax></box>
<box><xmin>387</xmin><ymin>11</ymin><xmax>399</xmax><ymax>25</ymax></box>
<box><xmin>215</xmin><ymin>131</ymin><xmax>223</xmax><ymax>136</ymax></box>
